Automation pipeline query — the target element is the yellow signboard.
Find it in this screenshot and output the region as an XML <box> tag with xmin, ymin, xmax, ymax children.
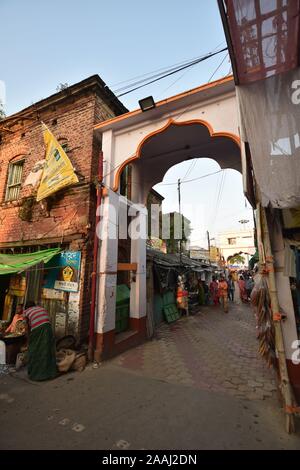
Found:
<box><xmin>36</xmin><ymin>122</ymin><xmax>78</xmax><ymax>201</ymax></box>
<box><xmin>209</xmin><ymin>246</ymin><xmax>219</xmax><ymax>262</ymax></box>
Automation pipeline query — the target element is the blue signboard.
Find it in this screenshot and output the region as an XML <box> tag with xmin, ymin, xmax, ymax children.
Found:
<box><xmin>43</xmin><ymin>251</ymin><xmax>81</xmax><ymax>292</ymax></box>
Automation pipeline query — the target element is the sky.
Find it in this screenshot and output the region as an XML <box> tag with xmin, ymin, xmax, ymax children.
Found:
<box><xmin>0</xmin><ymin>0</ymin><xmax>254</xmax><ymax>246</ymax></box>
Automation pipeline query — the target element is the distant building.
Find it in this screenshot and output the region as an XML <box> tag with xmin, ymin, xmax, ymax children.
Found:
<box><xmin>189</xmin><ymin>245</ymin><xmax>209</xmax><ymax>263</ymax></box>
<box><xmin>218</xmin><ymin>229</ymin><xmax>255</xmax><ymax>266</ymax></box>
<box><xmin>146</xmin><ymin>189</ymin><xmax>166</xmax><ymax>253</ymax></box>
<box><xmin>162</xmin><ymin>212</ymin><xmax>191</xmax><ymax>254</ymax></box>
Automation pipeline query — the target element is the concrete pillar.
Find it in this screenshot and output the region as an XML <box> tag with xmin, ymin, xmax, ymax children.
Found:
<box><xmin>129</xmin><ymin>205</ymin><xmax>147</xmax><ymax>334</ymax></box>
<box><xmin>94</xmin><ymin>189</ymin><xmax>119</xmax><ymax>361</ymax></box>
<box><xmin>102</xmin><ymin>129</ymin><xmax>115</xmax><ymax>189</ymax></box>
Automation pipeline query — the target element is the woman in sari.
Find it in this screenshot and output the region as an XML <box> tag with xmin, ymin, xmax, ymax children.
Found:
<box><xmin>209</xmin><ymin>276</ymin><xmax>219</xmax><ymax>306</ymax></box>
<box><xmin>238</xmin><ymin>276</ymin><xmax>248</xmax><ymax>303</ymax></box>
<box><xmin>23</xmin><ymin>301</ymin><xmax>57</xmax><ymax>381</ymax></box>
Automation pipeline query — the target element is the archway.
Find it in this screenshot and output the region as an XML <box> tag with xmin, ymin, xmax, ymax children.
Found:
<box><xmin>114</xmin><ymin>120</ymin><xmax>242</xmax><ymax>343</ymax></box>
<box><xmin>116</xmin><ymin>119</ymin><xmax>241</xmax><ymax>205</ymax></box>
<box><xmin>93</xmin><ymin>77</ymin><xmax>244</xmax><ymax>359</ymax></box>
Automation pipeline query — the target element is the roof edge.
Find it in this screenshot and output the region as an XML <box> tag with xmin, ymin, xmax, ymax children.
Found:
<box><xmin>1</xmin><ymin>74</ymin><xmax>128</xmax><ymax>126</ymax></box>
<box><xmin>94</xmin><ymin>75</ymin><xmax>234</xmax><ymax>132</ymax></box>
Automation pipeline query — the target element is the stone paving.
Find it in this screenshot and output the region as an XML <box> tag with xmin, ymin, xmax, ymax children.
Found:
<box><xmin>110</xmin><ymin>300</ymin><xmax>278</xmax><ymax>401</ymax></box>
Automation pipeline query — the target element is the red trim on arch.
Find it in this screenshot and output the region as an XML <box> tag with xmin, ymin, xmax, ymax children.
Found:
<box><xmin>113</xmin><ymin>118</ymin><xmax>240</xmax><ymax>192</ymax></box>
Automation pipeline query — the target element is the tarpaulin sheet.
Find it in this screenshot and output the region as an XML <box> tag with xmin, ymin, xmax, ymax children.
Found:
<box><xmin>0</xmin><ymin>248</ymin><xmax>61</xmax><ymax>275</ymax></box>
<box><xmin>237</xmin><ymin>67</ymin><xmax>300</xmax><ymax>208</ymax></box>
<box><xmin>226</xmin><ymin>0</ymin><xmax>299</xmax><ymax>84</ymax></box>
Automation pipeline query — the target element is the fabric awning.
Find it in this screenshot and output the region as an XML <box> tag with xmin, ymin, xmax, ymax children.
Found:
<box><xmin>0</xmin><ymin>248</ymin><xmax>61</xmax><ymax>275</ymax></box>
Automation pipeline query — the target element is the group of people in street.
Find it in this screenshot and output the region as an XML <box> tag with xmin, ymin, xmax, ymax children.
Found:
<box><xmin>197</xmin><ymin>270</ymin><xmax>255</xmax><ymax>314</ymax></box>
<box><xmin>208</xmin><ymin>275</ymin><xmax>232</xmax><ymax>313</ymax></box>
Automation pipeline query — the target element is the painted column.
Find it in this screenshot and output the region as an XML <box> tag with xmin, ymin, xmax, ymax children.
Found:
<box><xmin>129</xmin><ymin>204</ymin><xmax>147</xmax><ymax>334</ymax></box>
<box><xmin>94</xmin><ymin>189</ymin><xmax>119</xmax><ymax>361</ymax></box>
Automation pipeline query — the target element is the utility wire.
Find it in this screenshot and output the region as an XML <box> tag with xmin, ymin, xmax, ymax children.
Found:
<box><xmin>110</xmin><ymin>41</ymin><xmax>226</xmax><ymax>90</ymax></box>
<box><xmin>208</xmin><ymin>53</ymin><xmax>229</xmax><ymax>83</ymax></box>
<box><xmin>181</xmin><ymin>158</ymin><xmax>197</xmax><ymax>182</ymax></box>
<box><xmin>110</xmin><ymin>55</ymin><xmax>209</xmax><ymax>89</ymax></box>
<box><xmin>117</xmin><ymin>47</ymin><xmax>228</xmax><ymax>97</ymax></box>
<box><xmin>211</xmin><ymin>170</ymin><xmax>226</xmax><ymax>229</ymax></box>
<box><xmin>157</xmin><ymin>169</ymin><xmax>224</xmax><ymax>186</ymax></box>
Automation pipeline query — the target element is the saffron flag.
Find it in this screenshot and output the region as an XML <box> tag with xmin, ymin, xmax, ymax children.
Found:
<box><xmin>36</xmin><ymin>122</ymin><xmax>79</xmax><ymax>201</ymax></box>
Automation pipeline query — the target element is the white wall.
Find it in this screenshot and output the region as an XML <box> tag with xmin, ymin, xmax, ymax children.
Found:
<box><xmin>218</xmin><ymin>229</ymin><xmax>255</xmax><ymax>263</ymax></box>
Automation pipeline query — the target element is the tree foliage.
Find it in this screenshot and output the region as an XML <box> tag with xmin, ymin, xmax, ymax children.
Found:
<box><xmin>227</xmin><ymin>254</ymin><xmax>245</xmax><ymax>265</ymax></box>
<box><xmin>0</xmin><ymin>100</ymin><xmax>6</xmax><ymax>120</ymax></box>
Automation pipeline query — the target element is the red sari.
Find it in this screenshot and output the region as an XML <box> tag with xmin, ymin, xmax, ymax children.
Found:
<box><xmin>210</xmin><ymin>280</ymin><xmax>219</xmax><ymax>305</ymax></box>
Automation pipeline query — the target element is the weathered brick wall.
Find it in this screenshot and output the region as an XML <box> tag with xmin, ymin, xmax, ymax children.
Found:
<box><xmin>0</xmin><ymin>93</ymin><xmax>97</xmax><ymax>244</ymax></box>
<box><xmin>0</xmin><ymin>83</ymin><xmax>126</xmax><ymax>343</ymax></box>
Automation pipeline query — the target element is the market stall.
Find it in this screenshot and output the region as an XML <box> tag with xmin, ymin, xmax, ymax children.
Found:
<box><xmin>0</xmin><ymin>248</ymin><xmax>84</xmax><ymax>368</ymax></box>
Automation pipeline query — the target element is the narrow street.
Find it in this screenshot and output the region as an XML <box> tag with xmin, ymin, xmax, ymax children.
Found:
<box><xmin>1</xmin><ymin>299</ymin><xmax>300</xmax><ymax>450</ymax></box>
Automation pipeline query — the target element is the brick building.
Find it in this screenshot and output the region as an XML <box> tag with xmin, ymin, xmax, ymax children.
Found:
<box><xmin>0</xmin><ymin>75</ymin><xmax>127</xmax><ymax>342</ymax></box>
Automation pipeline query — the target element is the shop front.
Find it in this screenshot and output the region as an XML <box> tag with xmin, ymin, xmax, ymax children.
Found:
<box><xmin>0</xmin><ymin>247</ymin><xmax>83</xmax><ymax>366</ymax></box>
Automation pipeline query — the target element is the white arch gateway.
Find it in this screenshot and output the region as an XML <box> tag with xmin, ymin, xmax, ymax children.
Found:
<box><xmin>92</xmin><ymin>76</ymin><xmax>242</xmax><ymax>360</ymax></box>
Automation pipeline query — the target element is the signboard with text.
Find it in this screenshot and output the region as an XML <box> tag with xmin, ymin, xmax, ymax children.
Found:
<box><xmin>44</xmin><ymin>251</ymin><xmax>81</xmax><ymax>293</ymax></box>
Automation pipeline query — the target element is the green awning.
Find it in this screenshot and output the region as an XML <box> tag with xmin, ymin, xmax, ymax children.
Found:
<box><xmin>0</xmin><ymin>248</ymin><xmax>61</xmax><ymax>275</ymax></box>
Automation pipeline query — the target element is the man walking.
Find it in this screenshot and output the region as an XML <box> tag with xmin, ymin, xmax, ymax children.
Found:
<box><xmin>227</xmin><ymin>274</ymin><xmax>235</xmax><ymax>302</ymax></box>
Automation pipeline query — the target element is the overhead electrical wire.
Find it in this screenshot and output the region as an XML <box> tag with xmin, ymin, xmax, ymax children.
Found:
<box><xmin>210</xmin><ymin>170</ymin><xmax>227</xmax><ymax>229</ymax></box>
<box><xmin>110</xmin><ymin>55</ymin><xmax>210</xmax><ymax>89</ymax></box>
<box><xmin>156</xmin><ymin>42</ymin><xmax>227</xmax><ymax>99</ymax></box>
<box><xmin>110</xmin><ymin>41</ymin><xmax>226</xmax><ymax>90</ymax></box>
<box><xmin>116</xmin><ymin>47</ymin><xmax>228</xmax><ymax>97</ymax></box>
<box><xmin>181</xmin><ymin>158</ymin><xmax>198</xmax><ymax>182</ymax></box>
<box><xmin>208</xmin><ymin>53</ymin><xmax>229</xmax><ymax>83</ymax></box>
<box><xmin>157</xmin><ymin>169</ymin><xmax>224</xmax><ymax>186</ymax></box>
<box><xmin>112</xmin><ymin>56</ymin><xmax>205</xmax><ymax>93</ymax></box>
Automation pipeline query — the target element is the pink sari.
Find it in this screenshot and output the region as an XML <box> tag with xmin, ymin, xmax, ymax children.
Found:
<box><xmin>238</xmin><ymin>279</ymin><xmax>247</xmax><ymax>302</ymax></box>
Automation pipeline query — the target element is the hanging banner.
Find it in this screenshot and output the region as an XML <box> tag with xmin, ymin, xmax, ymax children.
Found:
<box><xmin>44</xmin><ymin>251</ymin><xmax>81</xmax><ymax>292</ymax></box>
<box><xmin>236</xmin><ymin>68</ymin><xmax>300</xmax><ymax>208</ymax></box>
<box><xmin>36</xmin><ymin>122</ymin><xmax>78</xmax><ymax>202</ymax></box>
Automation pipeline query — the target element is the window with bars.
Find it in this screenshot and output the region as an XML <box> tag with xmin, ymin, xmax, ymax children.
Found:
<box><xmin>5</xmin><ymin>160</ymin><xmax>24</xmax><ymax>201</ymax></box>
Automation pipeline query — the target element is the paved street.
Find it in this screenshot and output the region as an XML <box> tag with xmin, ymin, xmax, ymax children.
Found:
<box><xmin>112</xmin><ymin>302</ymin><xmax>277</xmax><ymax>401</ymax></box>
<box><xmin>1</xmin><ymin>300</ymin><xmax>300</xmax><ymax>450</ymax></box>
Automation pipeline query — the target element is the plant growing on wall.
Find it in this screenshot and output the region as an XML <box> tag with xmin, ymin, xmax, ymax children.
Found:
<box><xmin>18</xmin><ymin>196</ymin><xmax>35</xmax><ymax>221</ymax></box>
<box><xmin>0</xmin><ymin>100</ymin><xmax>6</xmax><ymax>120</ymax></box>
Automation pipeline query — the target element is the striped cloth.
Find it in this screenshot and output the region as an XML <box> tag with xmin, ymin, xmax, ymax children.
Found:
<box><xmin>24</xmin><ymin>306</ymin><xmax>50</xmax><ymax>331</ymax></box>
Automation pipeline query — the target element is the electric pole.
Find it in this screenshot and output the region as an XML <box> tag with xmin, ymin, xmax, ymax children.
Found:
<box><xmin>178</xmin><ymin>178</ymin><xmax>182</xmax><ymax>266</ymax></box>
<box><xmin>207</xmin><ymin>230</ymin><xmax>211</xmax><ymax>265</ymax></box>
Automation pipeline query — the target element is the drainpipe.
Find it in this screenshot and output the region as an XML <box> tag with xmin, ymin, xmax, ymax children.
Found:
<box><xmin>88</xmin><ymin>150</ymin><xmax>103</xmax><ymax>361</ymax></box>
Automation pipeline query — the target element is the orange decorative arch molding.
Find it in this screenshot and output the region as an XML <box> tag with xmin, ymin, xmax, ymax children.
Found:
<box><xmin>112</xmin><ymin>118</ymin><xmax>241</xmax><ymax>192</ymax></box>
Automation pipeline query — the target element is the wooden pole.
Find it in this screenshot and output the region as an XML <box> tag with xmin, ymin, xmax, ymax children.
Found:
<box><xmin>146</xmin><ymin>260</ymin><xmax>155</xmax><ymax>339</ymax></box>
<box><xmin>260</xmin><ymin>204</ymin><xmax>295</xmax><ymax>433</ymax></box>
